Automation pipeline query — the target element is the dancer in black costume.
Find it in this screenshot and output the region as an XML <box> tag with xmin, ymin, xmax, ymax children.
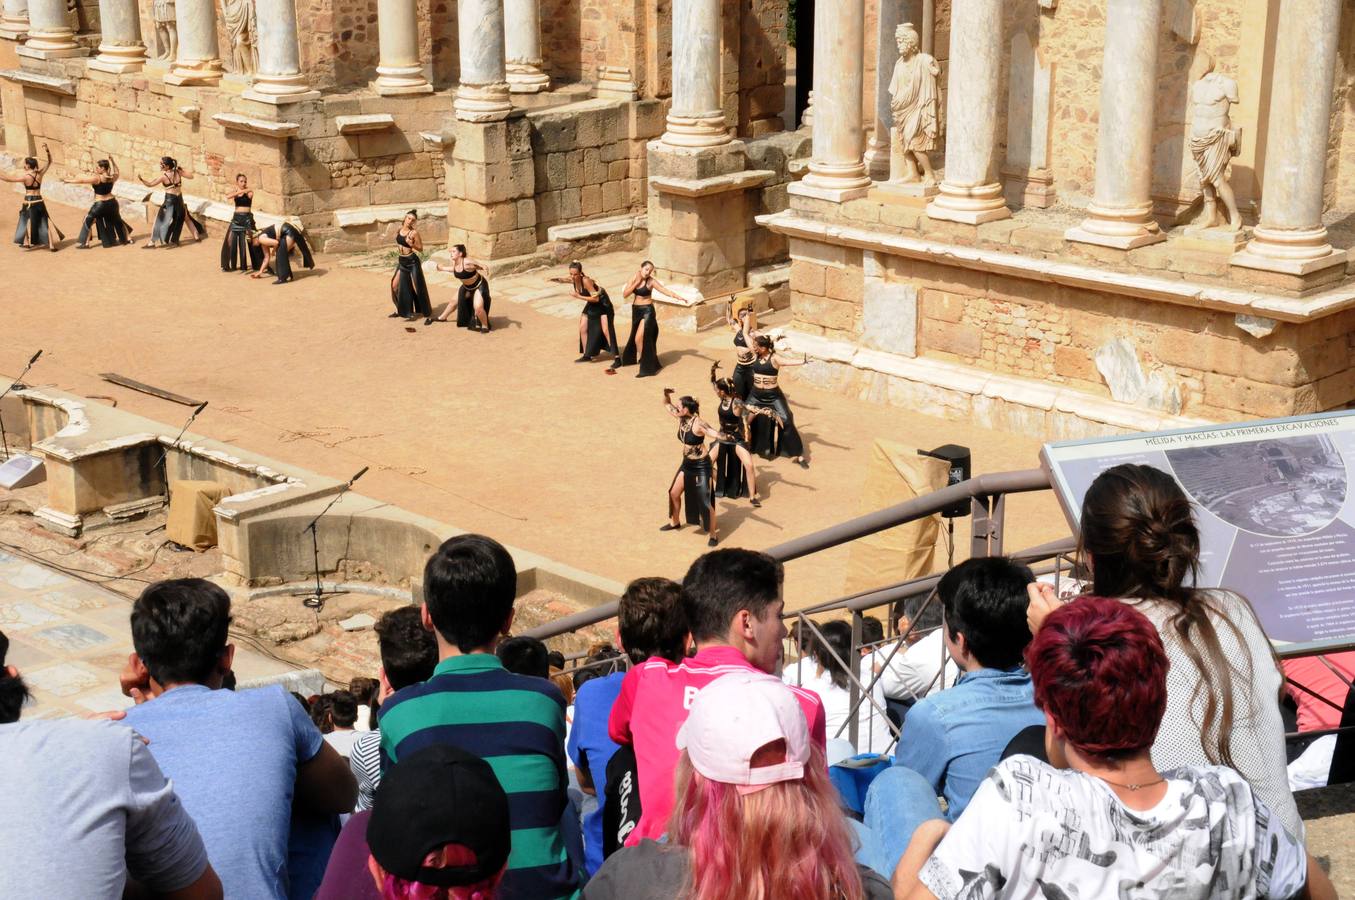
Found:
<box><xmin>389</xmin><ymin>210</ymin><xmax>432</xmax><ymax>320</ymax></box>
<box><xmin>727</xmin><ymin>301</ymin><xmax>759</xmax><ymax>400</ymax></box>
<box><xmin>5</xmin><ymin>144</ymin><xmax>62</xmax><ymax>251</ymax></box>
<box><xmin>249</xmin><ymin>223</ymin><xmax>314</xmax><ymax>284</ymax></box>
<box><xmin>554</xmin><ymin>262</ymin><xmax>619</xmax><ymax>364</ymax></box>
<box><xmin>661</xmin><ymin>388</ymin><xmax>721</xmax><ymax>547</ymax></box>
<box><xmin>68</xmin><ymin>156</ymin><xmax>132</xmax><ymax>249</ymax></box>
<box><xmin>709</xmin><ymin>362</ymin><xmax>782</xmax><ymax>506</ymax></box>
<box><xmin>220</xmin><ymin>173</ymin><xmax>255</xmax><ymax>271</ymax></box>
<box><xmin>746</xmin><ymin>334</ymin><xmax>810</xmax><ymax>467</ymax></box>
<box><xmin>139</xmin><ymin>157</ymin><xmax>206</xmax><ymax>247</ymax></box>
<box><xmin>611</xmin><ymin>260</ymin><xmax>682</xmax><ymax>377</ymax></box>
<box><xmin>430</xmin><ymin>243</ymin><xmax>491</xmax><ymax>331</ymax></box>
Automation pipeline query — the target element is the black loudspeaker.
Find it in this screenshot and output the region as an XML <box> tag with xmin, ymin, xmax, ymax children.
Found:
<box><xmin>922</xmin><ymin>444</ymin><xmax>971</xmax><ymax>518</ymax></box>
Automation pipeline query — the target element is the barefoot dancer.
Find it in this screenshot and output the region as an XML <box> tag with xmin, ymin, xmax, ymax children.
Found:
<box><xmin>727</xmin><ymin>301</ymin><xmax>758</xmax><ymax>400</ymax></box>
<box><xmin>746</xmin><ymin>334</ymin><xmax>810</xmax><ymax>468</ymax></box>
<box><xmin>5</xmin><ymin>145</ymin><xmax>62</xmax><ymax>251</ymax></box>
<box><xmin>612</xmin><ymin>260</ymin><xmax>681</xmax><ymax>377</ymax></box>
<box><xmin>429</xmin><ymin>244</ymin><xmax>491</xmax><ymax>331</ymax></box>
<box><xmin>139</xmin><ymin>157</ymin><xmax>206</xmax><ymax>247</ymax></box>
<box><xmin>389</xmin><ymin>210</ymin><xmax>432</xmax><ymax>320</ymax></box>
<box><xmin>68</xmin><ymin>157</ymin><xmax>132</xmax><ymax>249</ymax></box>
<box><xmin>662</xmin><ymin>388</ymin><xmax>721</xmax><ymax>547</ymax></box>
<box><xmin>556</xmin><ymin>261</ymin><xmax>618</xmax><ymax>364</ymax></box>
<box><xmin>710</xmin><ymin>362</ymin><xmax>781</xmax><ymax>506</ymax></box>
<box><xmin>250</xmin><ymin>223</ymin><xmax>314</xmax><ymax>284</ymax></box>
<box><xmin>220</xmin><ymin>173</ymin><xmax>255</xmax><ymax>271</ymax></box>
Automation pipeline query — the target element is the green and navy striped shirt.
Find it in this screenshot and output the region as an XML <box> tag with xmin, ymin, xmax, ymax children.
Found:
<box><xmin>379</xmin><ymin>653</ymin><xmax>581</xmax><ymax>899</ymax></box>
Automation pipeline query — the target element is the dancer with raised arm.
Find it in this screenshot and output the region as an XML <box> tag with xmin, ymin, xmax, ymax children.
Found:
<box><xmin>612</xmin><ymin>260</ymin><xmax>681</xmax><ymax>377</ymax></box>
<box><xmin>727</xmin><ymin>300</ymin><xmax>758</xmax><ymax>400</ymax></box>
<box><xmin>139</xmin><ymin>157</ymin><xmax>206</xmax><ymax>247</ymax></box>
<box><xmin>554</xmin><ymin>261</ymin><xmax>619</xmax><ymax>364</ymax></box>
<box><xmin>429</xmin><ymin>243</ymin><xmax>491</xmax><ymax>331</ymax></box>
<box><xmin>389</xmin><ymin>210</ymin><xmax>432</xmax><ymax>320</ymax></box>
<box><xmin>220</xmin><ymin>173</ymin><xmax>255</xmax><ymax>271</ymax></box>
<box><xmin>5</xmin><ymin>144</ymin><xmax>61</xmax><ymax>251</ymax></box>
<box><xmin>250</xmin><ymin>223</ymin><xmax>314</xmax><ymax>284</ymax></box>
<box><xmin>68</xmin><ymin>157</ymin><xmax>133</xmax><ymax>249</ymax></box>
<box><xmin>710</xmin><ymin>362</ymin><xmax>780</xmax><ymax>507</ymax></box>
<box><xmin>746</xmin><ymin>334</ymin><xmax>809</xmax><ymax>467</ymax></box>
<box><xmin>662</xmin><ymin>388</ymin><xmax>721</xmax><ymax>547</ymax></box>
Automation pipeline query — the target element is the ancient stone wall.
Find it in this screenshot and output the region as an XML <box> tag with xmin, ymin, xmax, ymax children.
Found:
<box><xmin>737</xmin><ymin>0</ymin><xmax>787</xmax><ymax>136</ymax></box>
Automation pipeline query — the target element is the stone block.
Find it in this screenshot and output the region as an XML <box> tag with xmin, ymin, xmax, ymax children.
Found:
<box><xmin>920</xmin><ymin>289</ymin><xmax>966</xmax><ymax>324</ymax></box>
<box><xmin>1314</xmin><ymin>368</ymin><xmax>1355</xmax><ymax>410</ymax></box>
<box><xmin>601</xmin><ymin>180</ymin><xmax>624</xmax><ymax>212</ymax></box>
<box><xmin>646</xmin><ymin>140</ymin><xmax>747</xmax><ymax>182</ymax></box>
<box><xmin>1202</xmin><ymin>372</ymin><xmax>1309</xmax><ymax>418</ymax></box>
<box><xmin>862</xmin><ymin>283</ymin><xmax>918</xmax><ymax>357</ymax></box>
<box><xmin>793</xmin><ymin>292</ymin><xmax>857</xmax><ymax>333</ymax></box>
<box><xmin>825</xmin><ymin>267</ymin><xmax>863</xmax><ymax>304</ymax></box>
<box><xmin>446</xmin><ymin>196</ymin><xmax>518</xmax><ymax>234</ymax></box>
<box><xmin>790</xmin><ymin>258</ymin><xmax>826</xmax><ymax>297</ymax></box>
<box><xmin>921</xmin><ymin>319</ymin><xmax>982</xmax><ymax>359</ymax></box>
<box><xmin>1009</xmin><ymin>224</ymin><xmax>1065</xmax><ymax>253</ymax></box>
<box><xmin>532</xmin><ymin>112</ymin><xmax>577</xmax><ymax>153</ymax></box>
<box><xmin>880</xmin><ymin>202</ymin><xmax>923</xmax><ymax>230</ymax></box>
<box><xmin>355</xmin><ymin>131</ymin><xmax>416</xmax><ymax>158</ymax></box>
<box><xmin>582</xmin><ymin>147</ymin><xmax>605</xmax><ymax>185</ymax></box>
<box><xmin>841</xmin><ymin>198</ymin><xmax>881</xmax><ymax>224</ymax></box>
<box><xmin>987</xmin><ymin>273</ymin><xmax>1060</xmax><ymax>308</ymax></box>
<box><xmin>451</xmin><ymin>120</ymin><xmax>508</xmax><ymax>164</ymax></box>
<box><xmin>565</xmin><ymin>149</ymin><xmax>584</xmax><ymax>185</ymax></box>
<box><xmin>1170</xmin><ymin>249</ymin><xmax>1230</xmax><ymax>279</ymax></box>
<box><xmin>629</xmin><ymin>99</ymin><xmax>666</xmax><ymax>139</ymax></box>
<box><xmin>1053</xmin><ymin>345</ymin><xmax>1099</xmax><ymax>383</ymax></box>
<box><xmin>559</xmin><ymin>187</ymin><xmax>581</xmax><ymax>220</ymax></box>
<box><xmin>607</xmin><ymin>159</ymin><xmax>628</xmax><ymax>182</ymax></box>
<box><xmin>580</xmin><ymin>183</ymin><xmax>602</xmax><ymax>216</ymax></box>
<box><xmin>977</xmin><ymin>218</ymin><xmax>1025</xmax><ymax>245</ymax></box>
<box><xmin>371</xmin><ymin>178</ymin><xmax>438</xmax><ymax>205</ymax></box>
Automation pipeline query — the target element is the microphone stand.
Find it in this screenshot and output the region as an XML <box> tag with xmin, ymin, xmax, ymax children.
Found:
<box><xmin>294</xmin><ymin>466</ymin><xmax>368</xmax><ymax>610</ymax></box>
<box><xmin>154</xmin><ymin>400</ymin><xmax>210</xmax><ymax>477</ymax></box>
<box><xmin>0</xmin><ymin>350</ymin><xmax>42</xmax><ymax>462</ymax></box>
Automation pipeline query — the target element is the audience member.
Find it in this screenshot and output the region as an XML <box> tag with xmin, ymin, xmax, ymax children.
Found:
<box><xmin>119</xmin><ymin>578</ymin><xmax>357</xmax><ymax>900</ymax></box>
<box><xmin>873</xmin><ymin>614</ymin><xmax>957</xmax><ymax>709</ymax></box>
<box><xmin>568</xmin><ymin>577</ymin><xmax>688</xmax><ymax>876</ymax></box>
<box><xmin>861</xmin><ymin>557</ymin><xmax>1042</xmax><ymax>876</ymax></box>
<box><xmin>378</xmin><ymin>535</ymin><xmax>580</xmax><ymax>899</ymax></box>
<box><xmin>609</xmin><ymin>548</ymin><xmax>827</xmax><ymax>845</ymax></box>
<box><xmin>809</xmin><ymin>619</ymin><xmax>894</xmax><ymax>755</ymax></box>
<box><xmin>892</xmin><ymin>597</ymin><xmax>1335</xmax><ymax>900</ymax></box>
<box><xmin>351</xmin><ymin>606</ymin><xmax>440</xmax><ymax>813</ymax></box>
<box><xmin>323</xmin><ymin>690</ymin><xmax>360</xmax><ymax>758</ymax></box>
<box><xmin>0</xmin><ymin>628</ymin><xmax>28</xmax><ymax>725</ymax></box>
<box><xmin>1027</xmin><ymin>462</ymin><xmax>1303</xmax><ymax>837</ymax></box>
<box><xmin>572</xmin><ymin>645</ymin><xmax>624</xmax><ymax>691</ymax></box>
<box><xmin>498</xmin><ymin>635</ymin><xmax>552</xmax><ymax>678</ymax></box>
<box><xmin>317</xmin><ymin>744</ymin><xmax>513</xmax><ymax>900</ymax></box>
<box><xmin>350</xmin><ymin>675</ymin><xmax>380</xmax><ymax>732</ymax></box>
<box><xmin>548</xmin><ymin>649</ymin><xmax>578</xmax><ymax>705</ymax></box>
<box><xmin>587</xmin><ymin>671</ymin><xmax>890</xmax><ymax>900</ymax></box>
<box><xmin>310</xmin><ymin>693</ymin><xmax>335</xmax><ymax>733</ymax></box>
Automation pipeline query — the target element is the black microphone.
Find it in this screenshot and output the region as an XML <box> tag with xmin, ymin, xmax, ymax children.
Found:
<box><xmin>28</xmin><ymin>350</ymin><xmax>42</xmax><ymax>366</ymax></box>
<box><xmin>348</xmin><ymin>466</ymin><xmax>369</xmax><ymax>486</ymax></box>
<box><xmin>194</xmin><ymin>400</ymin><xmax>208</xmax><ymax>417</ymax></box>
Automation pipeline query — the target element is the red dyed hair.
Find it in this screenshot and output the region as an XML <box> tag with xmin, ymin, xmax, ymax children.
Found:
<box><xmin>669</xmin><ymin>744</ymin><xmax>864</xmax><ymax>900</ymax></box>
<box><xmin>1025</xmin><ymin>595</ymin><xmax>1169</xmax><ymax>760</ymax></box>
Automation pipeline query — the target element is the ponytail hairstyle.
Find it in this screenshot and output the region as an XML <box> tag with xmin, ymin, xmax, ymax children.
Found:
<box><xmin>453</xmin><ymin>243</ymin><xmax>467</xmax><ymax>256</ymax></box>
<box><xmin>1078</xmin><ymin>463</ymin><xmax>1264</xmax><ymax>769</ymax></box>
<box><xmin>161</xmin><ymin>156</ymin><xmax>177</xmax><ymax>170</ymax></box>
<box><xmin>23</xmin><ymin>157</ymin><xmax>37</xmax><ymax>170</ymax></box>
<box><xmin>0</xmin><ymin>630</ymin><xmax>31</xmax><ymax>724</ymax></box>
<box><xmin>713</xmin><ymin>377</ymin><xmax>735</xmax><ymax>397</ymax></box>
<box><xmin>753</xmin><ymin>334</ymin><xmax>776</xmax><ymax>353</ymax></box>
<box><xmin>96</xmin><ymin>159</ymin><xmax>111</xmax><ymax>172</ymax></box>
<box><xmin>568</xmin><ymin>260</ymin><xmax>584</xmax><ymax>274</ymax></box>
<box><xmin>679</xmin><ymin>396</ymin><xmax>699</xmax><ymax>415</ymax></box>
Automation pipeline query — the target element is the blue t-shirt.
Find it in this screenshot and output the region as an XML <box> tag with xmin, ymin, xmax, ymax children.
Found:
<box><xmin>566</xmin><ymin>671</ymin><xmax>624</xmax><ymax>876</ymax></box>
<box><xmin>124</xmin><ymin>683</ymin><xmax>325</xmax><ymax>900</ymax></box>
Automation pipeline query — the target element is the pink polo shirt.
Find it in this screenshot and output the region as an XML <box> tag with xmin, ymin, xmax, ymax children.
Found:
<box><xmin>607</xmin><ymin>644</ymin><xmax>828</xmax><ymax>845</ymax></box>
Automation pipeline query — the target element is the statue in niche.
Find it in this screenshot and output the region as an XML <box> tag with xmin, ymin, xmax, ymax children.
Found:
<box><xmin>152</xmin><ymin>0</ymin><xmax>177</xmax><ymax>60</ymax></box>
<box><xmin>1189</xmin><ymin>52</ymin><xmax>1242</xmax><ymax>230</ymax></box>
<box><xmin>221</xmin><ymin>0</ymin><xmax>257</xmax><ymax>74</ymax></box>
<box><xmin>888</xmin><ymin>23</ymin><xmax>940</xmax><ymax>185</ymax></box>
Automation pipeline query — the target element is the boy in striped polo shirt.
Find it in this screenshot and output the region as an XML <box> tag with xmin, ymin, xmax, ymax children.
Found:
<box><xmin>379</xmin><ymin>534</ymin><xmax>581</xmax><ymax>900</ymax></box>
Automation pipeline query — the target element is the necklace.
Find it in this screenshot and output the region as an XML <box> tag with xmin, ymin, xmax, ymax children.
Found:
<box><xmin>1094</xmin><ymin>773</ymin><xmax>1166</xmax><ymax>791</ymax></box>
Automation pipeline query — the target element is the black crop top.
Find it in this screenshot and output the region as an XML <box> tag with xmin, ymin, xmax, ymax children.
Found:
<box><xmin>395</xmin><ymin>232</ymin><xmax>410</xmax><ymax>248</ymax></box>
<box><xmin>237</xmin><ymin>193</ymin><xmax>253</xmax><ymax>208</ymax></box>
<box><xmin>454</xmin><ymin>266</ymin><xmax>477</xmax><ymax>280</ymax></box>
<box><xmin>634</xmin><ymin>283</ymin><xmax>653</xmax><ymax>298</ymax></box>
<box><xmin>93</xmin><ymin>179</ymin><xmax>113</xmax><ymax>196</ymax></box>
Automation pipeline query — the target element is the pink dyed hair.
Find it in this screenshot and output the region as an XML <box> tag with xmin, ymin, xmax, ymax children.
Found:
<box><xmin>669</xmin><ymin>744</ymin><xmax>864</xmax><ymax>900</ymax></box>
<box><xmin>377</xmin><ymin>844</ymin><xmax>503</xmax><ymax>900</ymax></box>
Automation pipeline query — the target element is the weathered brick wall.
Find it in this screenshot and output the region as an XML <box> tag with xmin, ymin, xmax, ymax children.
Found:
<box><xmin>738</xmin><ymin>0</ymin><xmax>787</xmax><ymax>136</ymax></box>
<box><xmin>298</xmin><ymin>0</ymin><xmax>381</xmax><ymax>90</ymax></box>
<box><xmin>542</xmin><ymin>0</ymin><xmax>586</xmax><ymax>83</ymax></box>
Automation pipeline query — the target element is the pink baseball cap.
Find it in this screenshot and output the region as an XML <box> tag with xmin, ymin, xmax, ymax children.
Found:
<box><xmin>676</xmin><ymin>670</ymin><xmax>810</xmax><ymax>794</ymax></box>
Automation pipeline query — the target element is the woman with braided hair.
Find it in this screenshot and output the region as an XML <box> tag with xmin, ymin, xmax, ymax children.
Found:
<box><xmin>709</xmin><ymin>361</ymin><xmax>780</xmax><ymax>507</ymax></box>
<box><xmin>139</xmin><ymin>156</ymin><xmax>206</xmax><ymax>247</ymax></box>
<box><xmin>661</xmin><ymin>388</ymin><xmax>721</xmax><ymax>547</ymax></box>
<box><xmin>68</xmin><ymin>157</ymin><xmax>133</xmax><ymax>249</ymax></box>
<box><xmin>4</xmin><ymin>144</ymin><xmax>62</xmax><ymax>251</ymax></box>
<box><xmin>745</xmin><ymin>334</ymin><xmax>810</xmax><ymax>467</ymax></box>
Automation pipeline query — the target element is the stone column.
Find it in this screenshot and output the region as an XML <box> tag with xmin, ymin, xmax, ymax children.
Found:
<box><xmin>455</xmin><ymin>0</ymin><xmax>511</xmax><ymax>122</ymax></box>
<box><xmin>865</xmin><ymin>0</ymin><xmax>915</xmax><ymax>180</ymax></box>
<box><xmin>926</xmin><ymin>0</ymin><xmax>1008</xmax><ymax>224</ymax></box>
<box><xmin>0</xmin><ymin>0</ymin><xmax>28</xmax><ymax>41</ymax></box>
<box><xmin>1065</xmin><ymin>0</ymin><xmax>1165</xmax><ymax>248</ymax></box>
<box><xmin>373</xmin><ymin>0</ymin><xmax>431</xmax><ymax>94</ymax></box>
<box><xmin>662</xmin><ymin>0</ymin><xmax>726</xmax><ymax>147</ymax></box>
<box><xmin>504</xmin><ymin>0</ymin><xmax>549</xmax><ymax>93</ymax></box>
<box><xmin>1233</xmin><ymin>0</ymin><xmax>1346</xmax><ymax>279</ymax></box>
<box><xmin>242</xmin><ymin>0</ymin><xmax>319</xmax><ymax>103</ymax></box>
<box><xmin>89</xmin><ymin>0</ymin><xmax>146</xmax><ymax>72</ymax></box>
<box><xmin>17</xmin><ymin>0</ymin><xmax>80</xmax><ymax>57</ymax></box>
<box><xmin>166</xmin><ymin>0</ymin><xmax>223</xmax><ymax>84</ymax></box>
<box><xmin>797</xmin><ymin>0</ymin><xmax>869</xmax><ymax>199</ymax></box>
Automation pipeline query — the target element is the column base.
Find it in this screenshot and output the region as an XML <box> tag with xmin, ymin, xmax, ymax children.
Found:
<box><xmin>798</xmin><ymin>160</ymin><xmax>872</xmax><ymax>202</ymax></box>
<box><xmin>1231</xmin><ymin>248</ymin><xmax>1347</xmax><ymax>277</ymax></box>
<box><xmin>89</xmin><ymin>45</ymin><xmax>147</xmax><ymax>73</ymax></box>
<box><xmin>455</xmin><ymin>82</ymin><xmax>512</xmax><ymax>122</ymax></box>
<box><xmin>17</xmin><ymin>40</ymin><xmax>85</xmax><ymax>59</ymax></box>
<box><xmin>1065</xmin><ymin>200</ymin><xmax>1163</xmax><ymax>249</ymax></box>
<box><xmin>243</xmin><ymin>74</ymin><xmax>321</xmax><ymax>105</ymax></box>
<box><xmin>506</xmin><ymin>61</ymin><xmax>549</xmax><ymax>93</ymax></box>
<box><xmin>1232</xmin><ymin>225</ymin><xmax>1344</xmax><ymax>269</ymax></box>
<box><xmin>0</xmin><ymin>19</ymin><xmax>29</xmax><ymax>40</ymax></box>
<box><xmin>661</xmin><ymin>111</ymin><xmax>731</xmax><ymax>148</ymax></box>
<box><xmin>927</xmin><ymin>181</ymin><xmax>1011</xmax><ymax>225</ymax></box>
<box><xmin>789</xmin><ymin>179</ymin><xmax>870</xmax><ymax>203</ymax></box>
<box><xmin>373</xmin><ymin>63</ymin><xmax>433</xmax><ymax>95</ymax></box>
<box><xmin>165</xmin><ymin>61</ymin><xmax>224</xmax><ymax>85</ymax></box>
<box><xmin>864</xmin><ymin>138</ymin><xmax>890</xmax><ymax>182</ymax></box>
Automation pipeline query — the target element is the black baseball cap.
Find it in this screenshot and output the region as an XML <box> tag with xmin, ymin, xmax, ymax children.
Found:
<box><xmin>366</xmin><ymin>744</ymin><xmax>511</xmax><ymax>887</ymax></box>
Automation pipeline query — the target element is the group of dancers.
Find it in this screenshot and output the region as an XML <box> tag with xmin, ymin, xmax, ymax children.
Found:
<box><xmin>386</xmin><ymin>211</ymin><xmax>494</xmax><ymax>330</ymax></box>
<box><xmin>549</xmin><ymin>258</ymin><xmax>681</xmax><ymax>376</ymax></box>
<box><xmin>7</xmin><ymin>149</ymin><xmax>314</xmax><ymax>283</ymax></box>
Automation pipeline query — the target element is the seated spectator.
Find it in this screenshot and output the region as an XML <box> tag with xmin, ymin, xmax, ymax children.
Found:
<box><xmin>350</xmin><ymin>676</ymin><xmax>380</xmax><ymax>732</ymax></box>
<box><xmin>873</xmin><ymin>614</ymin><xmax>958</xmax><ymax>708</ymax></box>
<box><xmin>1027</xmin><ymin>462</ymin><xmax>1303</xmax><ymax>837</ymax></box>
<box><xmin>378</xmin><ymin>534</ymin><xmax>580</xmax><ymax>899</ymax></box>
<box><xmin>568</xmin><ymin>577</ymin><xmax>689</xmax><ymax>876</ymax></box>
<box><xmin>316</xmin><ymin>744</ymin><xmax>513</xmax><ymax>900</ymax></box>
<box><xmin>609</xmin><ymin>548</ymin><xmax>827</xmax><ymax>846</ymax></box>
<box><xmin>891</xmin><ymin>596</ymin><xmax>1335</xmax><ymax>900</ymax></box>
<box><xmin>861</xmin><ymin>557</ymin><xmax>1043</xmax><ymax>876</ymax></box>
<box><xmin>573</xmin><ymin>645</ymin><xmax>624</xmax><ymax>691</ymax></box>
<box><xmin>549</xmin><ymin>649</ymin><xmax>578</xmax><ymax>705</ymax></box>
<box><xmin>586</xmin><ymin>671</ymin><xmax>890</xmax><ymax>900</ymax></box>
<box><xmin>499</xmin><ymin>635</ymin><xmax>552</xmax><ymax>678</ymax></box>
<box><xmin>310</xmin><ymin>693</ymin><xmax>335</xmax><ymax>733</ymax></box>
<box><xmin>120</xmin><ymin>578</ymin><xmax>357</xmax><ymax>900</ymax></box>
<box><xmin>351</xmin><ymin>606</ymin><xmax>440</xmax><ymax>813</ymax></box>
<box><xmin>809</xmin><ymin>619</ymin><xmax>894</xmax><ymax>755</ymax></box>
<box><xmin>322</xmin><ymin>690</ymin><xmax>360</xmax><ymax>758</ymax></box>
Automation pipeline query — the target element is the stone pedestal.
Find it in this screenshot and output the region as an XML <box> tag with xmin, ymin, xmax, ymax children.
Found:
<box><xmin>455</xmin><ymin>0</ymin><xmax>511</xmax><ymax>121</ymax></box>
<box><xmin>503</xmin><ymin>0</ymin><xmax>549</xmax><ymax>93</ymax></box>
<box><xmin>873</xmin><ymin>180</ymin><xmax>937</xmax><ymax>208</ymax></box>
<box><xmin>444</xmin><ymin>115</ymin><xmax>537</xmax><ymax>259</ymax></box>
<box><xmin>88</xmin><ymin>0</ymin><xmax>146</xmax><ymax>72</ymax></box>
<box><xmin>596</xmin><ymin>65</ymin><xmax>637</xmax><ymax>100</ymax></box>
<box><xmin>165</xmin><ymin>0</ymin><xmax>223</xmax><ymax>84</ymax></box>
<box><xmin>0</xmin><ymin>0</ymin><xmax>28</xmax><ymax>41</ymax></box>
<box><xmin>17</xmin><ymin>0</ymin><xmax>82</xmax><ymax>58</ymax></box>
<box><xmin>242</xmin><ymin>0</ymin><xmax>319</xmax><ymax>103</ymax></box>
<box><xmin>662</xmin><ymin>0</ymin><xmax>727</xmax><ymax>147</ymax></box>
<box><xmin>796</xmin><ymin>0</ymin><xmax>869</xmax><ymax>200</ymax></box>
<box><xmin>373</xmin><ymin>0</ymin><xmax>431</xmax><ymax>95</ymax></box>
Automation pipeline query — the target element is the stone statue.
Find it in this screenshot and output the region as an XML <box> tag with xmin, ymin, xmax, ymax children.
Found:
<box><xmin>152</xmin><ymin>0</ymin><xmax>176</xmax><ymax>60</ymax></box>
<box><xmin>888</xmin><ymin>23</ymin><xmax>940</xmax><ymax>184</ymax></box>
<box><xmin>1189</xmin><ymin>52</ymin><xmax>1241</xmax><ymax>230</ymax></box>
<box><xmin>221</xmin><ymin>0</ymin><xmax>256</xmax><ymax>75</ymax></box>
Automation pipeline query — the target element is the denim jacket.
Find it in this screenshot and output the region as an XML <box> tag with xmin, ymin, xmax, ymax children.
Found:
<box><xmin>892</xmin><ymin>666</ymin><xmax>1044</xmax><ymax>820</ymax></box>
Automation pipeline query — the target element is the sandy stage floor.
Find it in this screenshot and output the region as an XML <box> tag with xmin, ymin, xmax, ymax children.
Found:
<box><xmin>0</xmin><ymin>195</ymin><xmax>1068</xmax><ymax>610</ymax></box>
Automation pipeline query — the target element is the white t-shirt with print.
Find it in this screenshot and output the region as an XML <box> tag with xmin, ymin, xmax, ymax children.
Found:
<box><xmin>919</xmin><ymin>756</ymin><xmax>1307</xmax><ymax>900</ymax></box>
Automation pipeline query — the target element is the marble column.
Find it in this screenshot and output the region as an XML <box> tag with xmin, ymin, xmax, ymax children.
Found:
<box><xmin>864</xmin><ymin>0</ymin><xmax>911</xmax><ymax>180</ymax></box>
<box><xmin>799</xmin><ymin>0</ymin><xmax>869</xmax><ymax>198</ymax></box>
<box><xmin>89</xmin><ymin>0</ymin><xmax>146</xmax><ymax>72</ymax></box>
<box><xmin>504</xmin><ymin>0</ymin><xmax>549</xmax><ymax>93</ymax></box>
<box><xmin>243</xmin><ymin>0</ymin><xmax>318</xmax><ymax>102</ymax></box>
<box><xmin>1234</xmin><ymin>0</ymin><xmax>1346</xmax><ymax>275</ymax></box>
<box><xmin>1065</xmin><ymin>0</ymin><xmax>1165</xmax><ymax>248</ymax></box>
<box><xmin>455</xmin><ymin>0</ymin><xmax>511</xmax><ymax>121</ymax></box>
<box><xmin>19</xmin><ymin>0</ymin><xmax>80</xmax><ymax>57</ymax></box>
<box><xmin>0</xmin><ymin>0</ymin><xmax>28</xmax><ymax>41</ymax></box>
<box><xmin>926</xmin><ymin>0</ymin><xmax>1008</xmax><ymax>224</ymax></box>
<box><xmin>662</xmin><ymin>0</ymin><xmax>727</xmax><ymax>146</ymax></box>
<box><xmin>166</xmin><ymin>0</ymin><xmax>223</xmax><ymax>84</ymax></box>
<box><xmin>374</xmin><ymin>0</ymin><xmax>431</xmax><ymax>94</ymax></box>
